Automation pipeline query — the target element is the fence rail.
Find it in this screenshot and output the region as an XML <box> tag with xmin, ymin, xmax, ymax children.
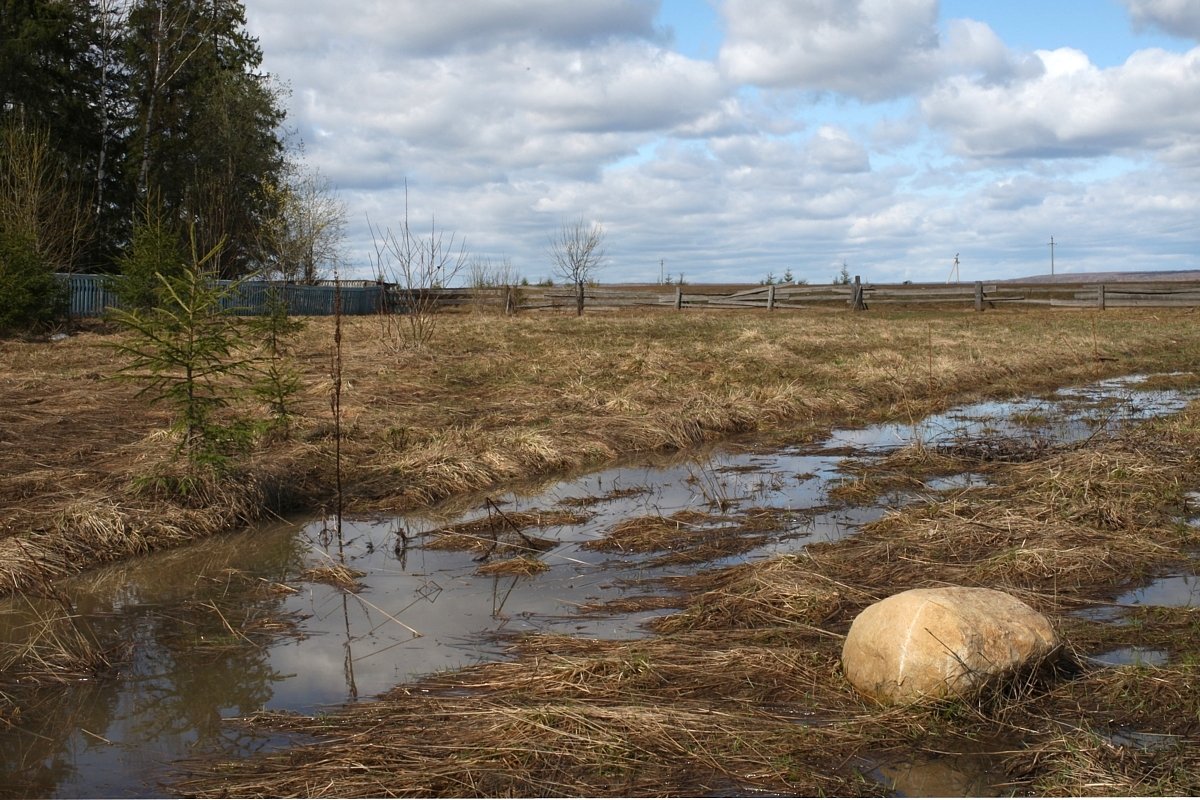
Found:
<box><xmin>61</xmin><ymin>274</ymin><xmax>1200</xmax><ymax>318</ymax></box>
<box><xmin>488</xmin><ymin>280</ymin><xmax>1200</xmax><ymax>312</ymax></box>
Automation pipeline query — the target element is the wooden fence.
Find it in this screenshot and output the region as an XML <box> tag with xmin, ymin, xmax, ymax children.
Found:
<box><xmin>62</xmin><ymin>273</ymin><xmax>1200</xmax><ymax>318</ymax></box>
<box><xmin>462</xmin><ymin>279</ymin><xmax>1200</xmax><ymax>313</ymax></box>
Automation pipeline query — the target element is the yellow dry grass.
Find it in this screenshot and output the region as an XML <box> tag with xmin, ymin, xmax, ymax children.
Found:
<box><xmin>583</xmin><ymin>510</ymin><xmax>728</xmax><ymax>553</ymax></box>
<box><xmin>298</xmin><ymin>563</ymin><xmax>366</xmax><ymax>592</ymax></box>
<box><xmin>475</xmin><ymin>555</ymin><xmax>550</xmax><ymax>577</ymax></box>
<box><xmin>2</xmin><ymin>307</ymin><xmax>1199</xmax><ymax>597</ymax></box>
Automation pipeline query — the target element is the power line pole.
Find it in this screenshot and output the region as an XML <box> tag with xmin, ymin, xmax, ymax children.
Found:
<box><xmin>1048</xmin><ymin>235</ymin><xmax>1056</xmax><ymax>276</ymax></box>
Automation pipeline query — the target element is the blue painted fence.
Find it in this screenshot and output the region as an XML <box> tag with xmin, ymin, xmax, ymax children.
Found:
<box><xmin>61</xmin><ymin>274</ymin><xmax>395</xmax><ymax>317</ymax></box>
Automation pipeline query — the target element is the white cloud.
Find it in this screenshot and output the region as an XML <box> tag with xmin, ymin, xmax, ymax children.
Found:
<box><xmin>242</xmin><ymin>1</ymin><xmax>1200</xmax><ymax>285</ymax></box>
<box><xmin>716</xmin><ymin>0</ymin><xmax>1020</xmax><ymax>100</ymax></box>
<box><xmin>264</xmin><ymin>36</ymin><xmax>726</xmax><ymax>189</ymax></box>
<box><xmin>983</xmin><ymin>175</ymin><xmax>1066</xmax><ymax>211</ymax></box>
<box><xmin>1122</xmin><ymin>0</ymin><xmax>1200</xmax><ymax>39</ymax></box>
<box><xmin>922</xmin><ymin>46</ymin><xmax>1200</xmax><ymax>159</ymax></box>
<box><xmin>807</xmin><ymin>126</ymin><xmax>871</xmax><ymax>173</ymax></box>
<box><xmin>248</xmin><ymin>0</ymin><xmax>663</xmax><ymax>57</ymax></box>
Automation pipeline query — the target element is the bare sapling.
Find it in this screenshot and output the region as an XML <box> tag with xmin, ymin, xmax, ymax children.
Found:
<box><xmin>256</xmin><ymin>165</ymin><xmax>347</xmax><ymax>284</ymax></box>
<box><xmin>0</xmin><ymin>120</ymin><xmax>82</xmax><ymax>332</ymax></box>
<box><xmin>331</xmin><ymin>271</ymin><xmax>344</xmax><ymax>539</ymax></box>
<box><xmin>467</xmin><ymin>256</ymin><xmax>521</xmax><ymax>314</ymax></box>
<box><xmin>549</xmin><ymin>217</ymin><xmax>605</xmax><ymax>316</ymax></box>
<box><xmin>369</xmin><ymin>183</ymin><xmax>468</xmax><ymax>348</ymax></box>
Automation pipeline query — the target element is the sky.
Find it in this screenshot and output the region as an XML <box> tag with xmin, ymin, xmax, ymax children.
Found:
<box><xmin>243</xmin><ymin>0</ymin><xmax>1200</xmax><ymax>285</ymax></box>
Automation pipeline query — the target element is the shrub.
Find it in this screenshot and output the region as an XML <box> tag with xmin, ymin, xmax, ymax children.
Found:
<box><xmin>112</xmin><ymin>201</ymin><xmax>186</xmax><ymax>310</ymax></box>
<box><xmin>249</xmin><ymin>285</ymin><xmax>306</xmax><ymax>434</ymax></box>
<box><xmin>0</xmin><ymin>228</ymin><xmax>67</xmax><ymax>334</ymax></box>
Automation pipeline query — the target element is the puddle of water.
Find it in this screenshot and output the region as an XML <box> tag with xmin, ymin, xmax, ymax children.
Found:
<box><xmin>924</xmin><ymin>473</ymin><xmax>988</xmax><ymax>492</ymax></box>
<box><xmin>1090</xmin><ymin>647</ymin><xmax>1170</xmax><ymax>667</ymax></box>
<box><xmin>1107</xmin><ymin>729</ymin><xmax>1182</xmax><ymax>751</ymax></box>
<box><xmin>1076</xmin><ymin>574</ymin><xmax>1200</xmax><ymax>622</ymax></box>
<box><xmin>1116</xmin><ymin>575</ymin><xmax>1200</xmax><ymax>608</ymax></box>
<box><xmin>0</xmin><ymin>452</ymin><xmax>849</xmax><ymax>798</ymax></box>
<box><xmin>0</xmin><ymin>527</ymin><xmax>310</xmax><ymax>798</ymax></box>
<box><xmin>863</xmin><ymin>750</ymin><xmax>1007</xmax><ymax>797</ymax></box>
<box><xmin>2</xmin><ymin>372</ymin><xmax>1198</xmax><ymax>797</ymax></box>
<box><xmin>824</xmin><ymin>374</ymin><xmax>1200</xmax><ymax>455</ymax></box>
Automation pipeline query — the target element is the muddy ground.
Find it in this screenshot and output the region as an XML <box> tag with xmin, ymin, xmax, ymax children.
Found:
<box><xmin>2</xmin><ymin>308</ymin><xmax>1197</xmax><ymax>596</ymax></box>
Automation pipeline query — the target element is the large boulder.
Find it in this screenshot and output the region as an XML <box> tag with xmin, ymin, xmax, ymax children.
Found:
<box><xmin>842</xmin><ymin>587</ymin><xmax>1059</xmax><ymax>704</ymax></box>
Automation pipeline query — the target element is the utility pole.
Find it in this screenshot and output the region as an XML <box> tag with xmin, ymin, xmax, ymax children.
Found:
<box><xmin>659</xmin><ymin>258</ymin><xmax>665</xmax><ymax>285</ymax></box>
<box><xmin>1048</xmin><ymin>235</ymin><xmax>1056</xmax><ymax>276</ymax></box>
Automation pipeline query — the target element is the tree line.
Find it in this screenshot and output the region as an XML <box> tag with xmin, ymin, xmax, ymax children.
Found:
<box><xmin>0</xmin><ymin>0</ymin><xmax>344</xmax><ymax>333</ymax></box>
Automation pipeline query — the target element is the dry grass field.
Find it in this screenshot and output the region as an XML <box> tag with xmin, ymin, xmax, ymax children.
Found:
<box><xmin>173</xmin><ymin>365</ymin><xmax>1200</xmax><ymax>798</ymax></box>
<box><xmin>4</xmin><ymin>306</ymin><xmax>1200</xmax><ymax>796</ymax></box>
<box><xmin>0</xmin><ymin>306</ymin><xmax>1195</xmax><ymax>594</ymax></box>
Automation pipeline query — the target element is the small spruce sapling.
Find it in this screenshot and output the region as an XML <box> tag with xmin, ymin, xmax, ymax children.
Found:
<box><xmin>249</xmin><ymin>284</ymin><xmax>306</xmax><ymax>435</ymax></box>
<box><xmin>109</xmin><ymin>232</ymin><xmax>256</xmax><ymax>477</ymax></box>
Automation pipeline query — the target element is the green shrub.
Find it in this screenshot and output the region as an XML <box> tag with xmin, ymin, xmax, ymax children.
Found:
<box><xmin>0</xmin><ymin>228</ymin><xmax>67</xmax><ymax>334</ymax></box>
<box><xmin>112</xmin><ymin>202</ymin><xmax>186</xmax><ymax>311</ymax></box>
<box><xmin>249</xmin><ymin>285</ymin><xmax>306</xmax><ymax>434</ymax></box>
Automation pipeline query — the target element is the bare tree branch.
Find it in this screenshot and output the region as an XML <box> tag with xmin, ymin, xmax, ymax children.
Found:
<box><xmin>257</xmin><ymin>165</ymin><xmax>346</xmax><ymax>283</ymax></box>
<box><xmin>549</xmin><ymin>217</ymin><xmax>605</xmax><ymax>316</ymax></box>
<box><xmin>369</xmin><ymin>183</ymin><xmax>468</xmax><ymax>347</ymax></box>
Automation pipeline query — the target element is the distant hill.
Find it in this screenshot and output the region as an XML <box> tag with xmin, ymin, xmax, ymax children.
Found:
<box><xmin>1003</xmin><ymin>269</ymin><xmax>1200</xmax><ymax>284</ymax></box>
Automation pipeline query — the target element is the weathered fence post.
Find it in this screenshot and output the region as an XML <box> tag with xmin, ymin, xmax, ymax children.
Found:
<box><xmin>974</xmin><ymin>281</ymin><xmax>983</xmax><ymax>312</ymax></box>
<box><xmin>1096</xmin><ymin>284</ymin><xmax>1106</xmax><ymax>311</ymax></box>
<box><xmin>674</xmin><ymin>285</ymin><xmax>683</xmax><ymax>310</ymax></box>
<box><xmin>850</xmin><ymin>275</ymin><xmax>866</xmax><ymax>311</ymax></box>
<box><xmin>767</xmin><ymin>284</ymin><xmax>776</xmax><ymax>311</ymax></box>
<box><xmin>504</xmin><ymin>286</ymin><xmax>515</xmax><ymax>315</ymax></box>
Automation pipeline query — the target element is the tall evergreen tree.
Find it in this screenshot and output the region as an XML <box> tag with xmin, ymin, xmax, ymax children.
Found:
<box><xmin>126</xmin><ymin>0</ymin><xmax>285</xmax><ymax>277</ymax></box>
<box><xmin>0</xmin><ymin>0</ymin><xmax>101</xmax><ymax>157</ymax></box>
<box><xmin>0</xmin><ymin>0</ymin><xmax>288</xmax><ymax>301</ymax></box>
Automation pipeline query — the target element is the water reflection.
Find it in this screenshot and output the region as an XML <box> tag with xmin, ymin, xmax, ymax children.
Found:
<box><xmin>824</xmin><ymin>373</ymin><xmax>1199</xmax><ymax>455</ymax></box>
<box><xmin>1090</xmin><ymin>647</ymin><xmax>1170</xmax><ymax>667</ymax></box>
<box><xmin>867</xmin><ymin>750</ymin><xmax>1006</xmax><ymax>797</ymax></box>
<box><xmin>1115</xmin><ymin>575</ymin><xmax>1200</xmax><ymax>608</ymax></box>
<box><xmin>1082</xmin><ymin>574</ymin><xmax>1200</xmax><ymax>623</ymax></box>
<box><xmin>0</xmin><ymin>524</ymin><xmax>308</xmax><ymax>798</ymax></box>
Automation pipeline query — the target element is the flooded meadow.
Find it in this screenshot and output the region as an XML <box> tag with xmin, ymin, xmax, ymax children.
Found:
<box><xmin>2</xmin><ymin>373</ymin><xmax>1199</xmax><ymax>797</ymax></box>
